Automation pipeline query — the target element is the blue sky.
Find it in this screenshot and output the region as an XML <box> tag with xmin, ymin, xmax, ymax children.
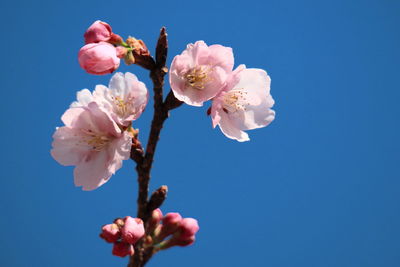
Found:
<box><xmin>1</xmin><ymin>0</ymin><xmax>400</xmax><ymax>266</ymax></box>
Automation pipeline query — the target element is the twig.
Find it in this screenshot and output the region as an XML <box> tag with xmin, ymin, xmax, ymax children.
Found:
<box><xmin>128</xmin><ymin>27</ymin><xmax>182</xmax><ymax>267</ymax></box>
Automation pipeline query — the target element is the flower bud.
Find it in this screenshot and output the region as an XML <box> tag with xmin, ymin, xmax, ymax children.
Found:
<box><xmin>159</xmin><ymin>212</ymin><xmax>182</xmax><ymax>239</ymax></box>
<box><xmin>78</xmin><ymin>42</ymin><xmax>120</xmax><ymax>75</ymax></box>
<box><xmin>177</xmin><ymin>218</ymin><xmax>199</xmax><ymax>240</ymax></box>
<box><xmin>112</xmin><ymin>241</ymin><xmax>134</xmax><ymax>257</ymax></box>
<box><xmin>84</xmin><ymin>20</ymin><xmax>112</xmax><ymax>44</ymax></box>
<box><xmin>163</xmin><ymin>218</ymin><xmax>199</xmax><ymax>248</ymax></box>
<box><xmin>121</xmin><ymin>216</ymin><xmax>145</xmax><ymax>244</ymax></box>
<box><xmin>109</xmin><ymin>33</ymin><xmax>124</xmax><ymax>45</ymax></box>
<box><xmin>99</xmin><ymin>223</ymin><xmax>120</xmax><ymax>243</ymax></box>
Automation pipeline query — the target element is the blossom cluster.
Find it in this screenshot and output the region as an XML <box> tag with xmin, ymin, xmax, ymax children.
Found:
<box><xmin>100</xmin><ymin>216</ymin><xmax>145</xmax><ymax>257</ymax></box>
<box><xmin>170</xmin><ymin>41</ymin><xmax>275</xmax><ymax>141</ymax></box>
<box><xmin>51</xmin><ymin>20</ymin><xmax>276</xmax><ymax>191</ymax></box>
<box><xmin>78</xmin><ymin>21</ymin><xmax>149</xmax><ymax>75</ymax></box>
<box><xmin>77</xmin><ymin>21</ymin><xmax>275</xmax><ymax>142</ymax></box>
<box><xmin>100</xmin><ymin>209</ymin><xmax>200</xmax><ymax>258</ymax></box>
<box><xmin>50</xmin><ymin>72</ymin><xmax>148</xmax><ymax>190</ymax></box>
<box><xmin>147</xmin><ymin>209</ymin><xmax>199</xmax><ymax>250</ymax></box>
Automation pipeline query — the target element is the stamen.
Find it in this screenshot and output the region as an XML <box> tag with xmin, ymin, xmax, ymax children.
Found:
<box><xmin>112</xmin><ymin>96</ymin><xmax>135</xmax><ymax>117</ymax></box>
<box><xmin>222</xmin><ymin>89</ymin><xmax>249</xmax><ymax>113</ymax></box>
<box><xmin>80</xmin><ymin>129</ymin><xmax>111</xmax><ymax>151</ymax></box>
<box><xmin>185</xmin><ymin>66</ymin><xmax>213</xmax><ymax>90</ymax></box>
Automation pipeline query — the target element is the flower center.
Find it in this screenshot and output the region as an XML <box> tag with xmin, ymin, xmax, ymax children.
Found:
<box><xmin>112</xmin><ymin>96</ymin><xmax>134</xmax><ymax>117</ymax></box>
<box><xmin>81</xmin><ymin>129</ymin><xmax>111</xmax><ymax>151</ymax></box>
<box><xmin>185</xmin><ymin>66</ymin><xmax>213</xmax><ymax>90</ymax></box>
<box><xmin>222</xmin><ymin>89</ymin><xmax>249</xmax><ymax>113</ymax></box>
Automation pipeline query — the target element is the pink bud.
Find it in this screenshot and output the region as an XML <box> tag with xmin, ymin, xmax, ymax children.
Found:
<box><xmin>121</xmin><ymin>217</ymin><xmax>145</xmax><ymax>244</ymax></box>
<box><xmin>112</xmin><ymin>241</ymin><xmax>134</xmax><ymax>257</ymax></box>
<box><xmin>78</xmin><ymin>42</ymin><xmax>120</xmax><ymax>75</ymax></box>
<box><xmin>163</xmin><ymin>212</ymin><xmax>182</xmax><ymax>227</ymax></box>
<box><xmin>109</xmin><ymin>33</ymin><xmax>124</xmax><ymax>45</ymax></box>
<box><xmin>100</xmin><ymin>223</ymin><xmax>120</xmax><ymax>243</ymax></box>
<box><xmin>178</xmin><ymin>218</ymin><xmax>199</xmax><ymax>240</ymax></box>
<box><xmin>159</xmin><ymin>212</ymin><xmax>182</xmax><ymax>238</ymax></box>
<box><xmin>84</xmin><ymin>20</ymin><xmax>112</xmax><ymax>44</ymax></box>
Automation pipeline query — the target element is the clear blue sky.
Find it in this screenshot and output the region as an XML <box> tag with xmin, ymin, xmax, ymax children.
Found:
<box><xmin>1</xmin><ymin>0</ymin><xmax>399</xmax><ymax>266</ymax></box>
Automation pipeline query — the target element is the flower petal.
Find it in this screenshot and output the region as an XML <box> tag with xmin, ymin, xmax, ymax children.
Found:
<box><xmin>70</xmin><ymin>89</ymin><xmax>94</xmax><ymax>108</ymax></box>
<box><xmin>51</xmin><ymin>127</ymin><xmax>89</xmax><ymax>166</ymax></box>
<box><xmin>218</xmin><ymin>111</ymin><xmax>250</xmax><ymax>142</ymax></box>
<box><xmin>208</xmin><ymin>44</ymin><xmax>234</xmax><ymax>72</ymax></box>
<box><xmin>73</xmin><ymin>150</ymin><xmax>112</xmax><ymax>191</ymax></box>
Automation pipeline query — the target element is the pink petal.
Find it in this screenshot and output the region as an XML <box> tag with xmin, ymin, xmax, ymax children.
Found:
<box><xmin>218</xmin><ymin>111</ymin><xmax>250</xmax><ymax>142</ymax></box>
<box><xmin>73</xmin><ymin>149</ymin><xmax>112</xmax><ymax>191</ymax></box>
<box><xmin>51</xmin><ymin>127</ymin><xmax>89</xmax><ymax>166</ymax></box>
<box><xmin>208</xmin><ymin>44</ymin><xmax>234</xmax><ymax>72</ymax></box>
<box><xmin>106</xmin><ymin>132</ymin><xmax>132</xmax><ymax>174</ymax></box>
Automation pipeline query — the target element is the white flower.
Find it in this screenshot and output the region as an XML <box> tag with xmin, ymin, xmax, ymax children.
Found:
<box><xmin>71</xmin><ymin>72</ymin><xmax>148</xmax><ymax>127</ymax></box>
<box><xmin>211</xmin><ymin>65</ymin><xmax>275</xmax><ymax>142</ymax></box>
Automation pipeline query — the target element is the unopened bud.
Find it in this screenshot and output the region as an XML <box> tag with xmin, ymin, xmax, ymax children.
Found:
<box><xmin>177</xmin><ymin>218</ymin><xmax>199</xmax><ymax>240</ymax></box>
<box><xmin>166</xmin><ymin>218</ymin><xmax>199</xmax><ymax>247</ymax></box>
<box><xmin>78</xmin><ymin>42</ymin><xmax>120</xmax><ymax>75</ymax></box>
<box><xmin>158</xmin><ymin>212</ymin><xmax>182</xmax><ymax>240</ymax></box>
<box><xmin>84</xmin><ymin>20</ymin><xmax>112</xmax><ymax>44</ymax></box>
<box><xmin>100</xmin><ymin>223</ymin><xmax>120</xmax><ymax>243</ymax></box>
<box><xmin>109</xmin><ymin>33</ymin><xmax>124</xmax><ymax>45</ymax></box>
<box><xmin>112</xmin><ymin>241</ymin><xmax>134</xmax><ymax>257</ymax></box>
<box><xmin>121</xmin><ymin>216</ymin><xmax>145</xmax><ymax>244</ymax></box>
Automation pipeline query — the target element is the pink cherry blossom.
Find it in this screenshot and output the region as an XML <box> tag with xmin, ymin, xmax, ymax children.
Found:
<box><xmin>71</xmin><ymin>72</ymin><xmax>148</xmax><ymax>127</ymax></box>
<box><xmin>211</xmin><ymin>65</ymin><xmax>275</xmax><ymax>142</ymax></box>
<box><xmin>84</xmin><ymin>20</ymin><xmax>113</xmax><ymax>44</ymax></box>
<box><xmin>78</xmin><ymin>42</ymin><xmax>120</xmax><ymax>75</ymax></box>
<box><xmin>169</xmin><ymin>41</ymin><xmax>234</xmax><ymax>106</ymax></box>
<box><xmin>50</xmin><ymin>102</ymin><xmax>132</xmax><ymax>190</ymax></box>
<box><xmin>121</xmin><ymin>217</ymin><xmax>145</xmax><ymax>244</ymax></box>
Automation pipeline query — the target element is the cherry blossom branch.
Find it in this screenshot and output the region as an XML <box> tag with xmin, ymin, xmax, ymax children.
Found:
<box><xmin>52</xmin><ymin>19</ymin><xmax>274</xmax><ymax>267</ymax></box>
<box><xmin>129</xmin><ymin>27</ymin><xmax>182</xmax><ymax>267</ymax></box>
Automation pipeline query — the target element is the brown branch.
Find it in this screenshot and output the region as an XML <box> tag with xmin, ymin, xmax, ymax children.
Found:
<box><xmin>128</xmin><ymin>27</ymin><xmax>182</xmax><ymax>267</ymax></box>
